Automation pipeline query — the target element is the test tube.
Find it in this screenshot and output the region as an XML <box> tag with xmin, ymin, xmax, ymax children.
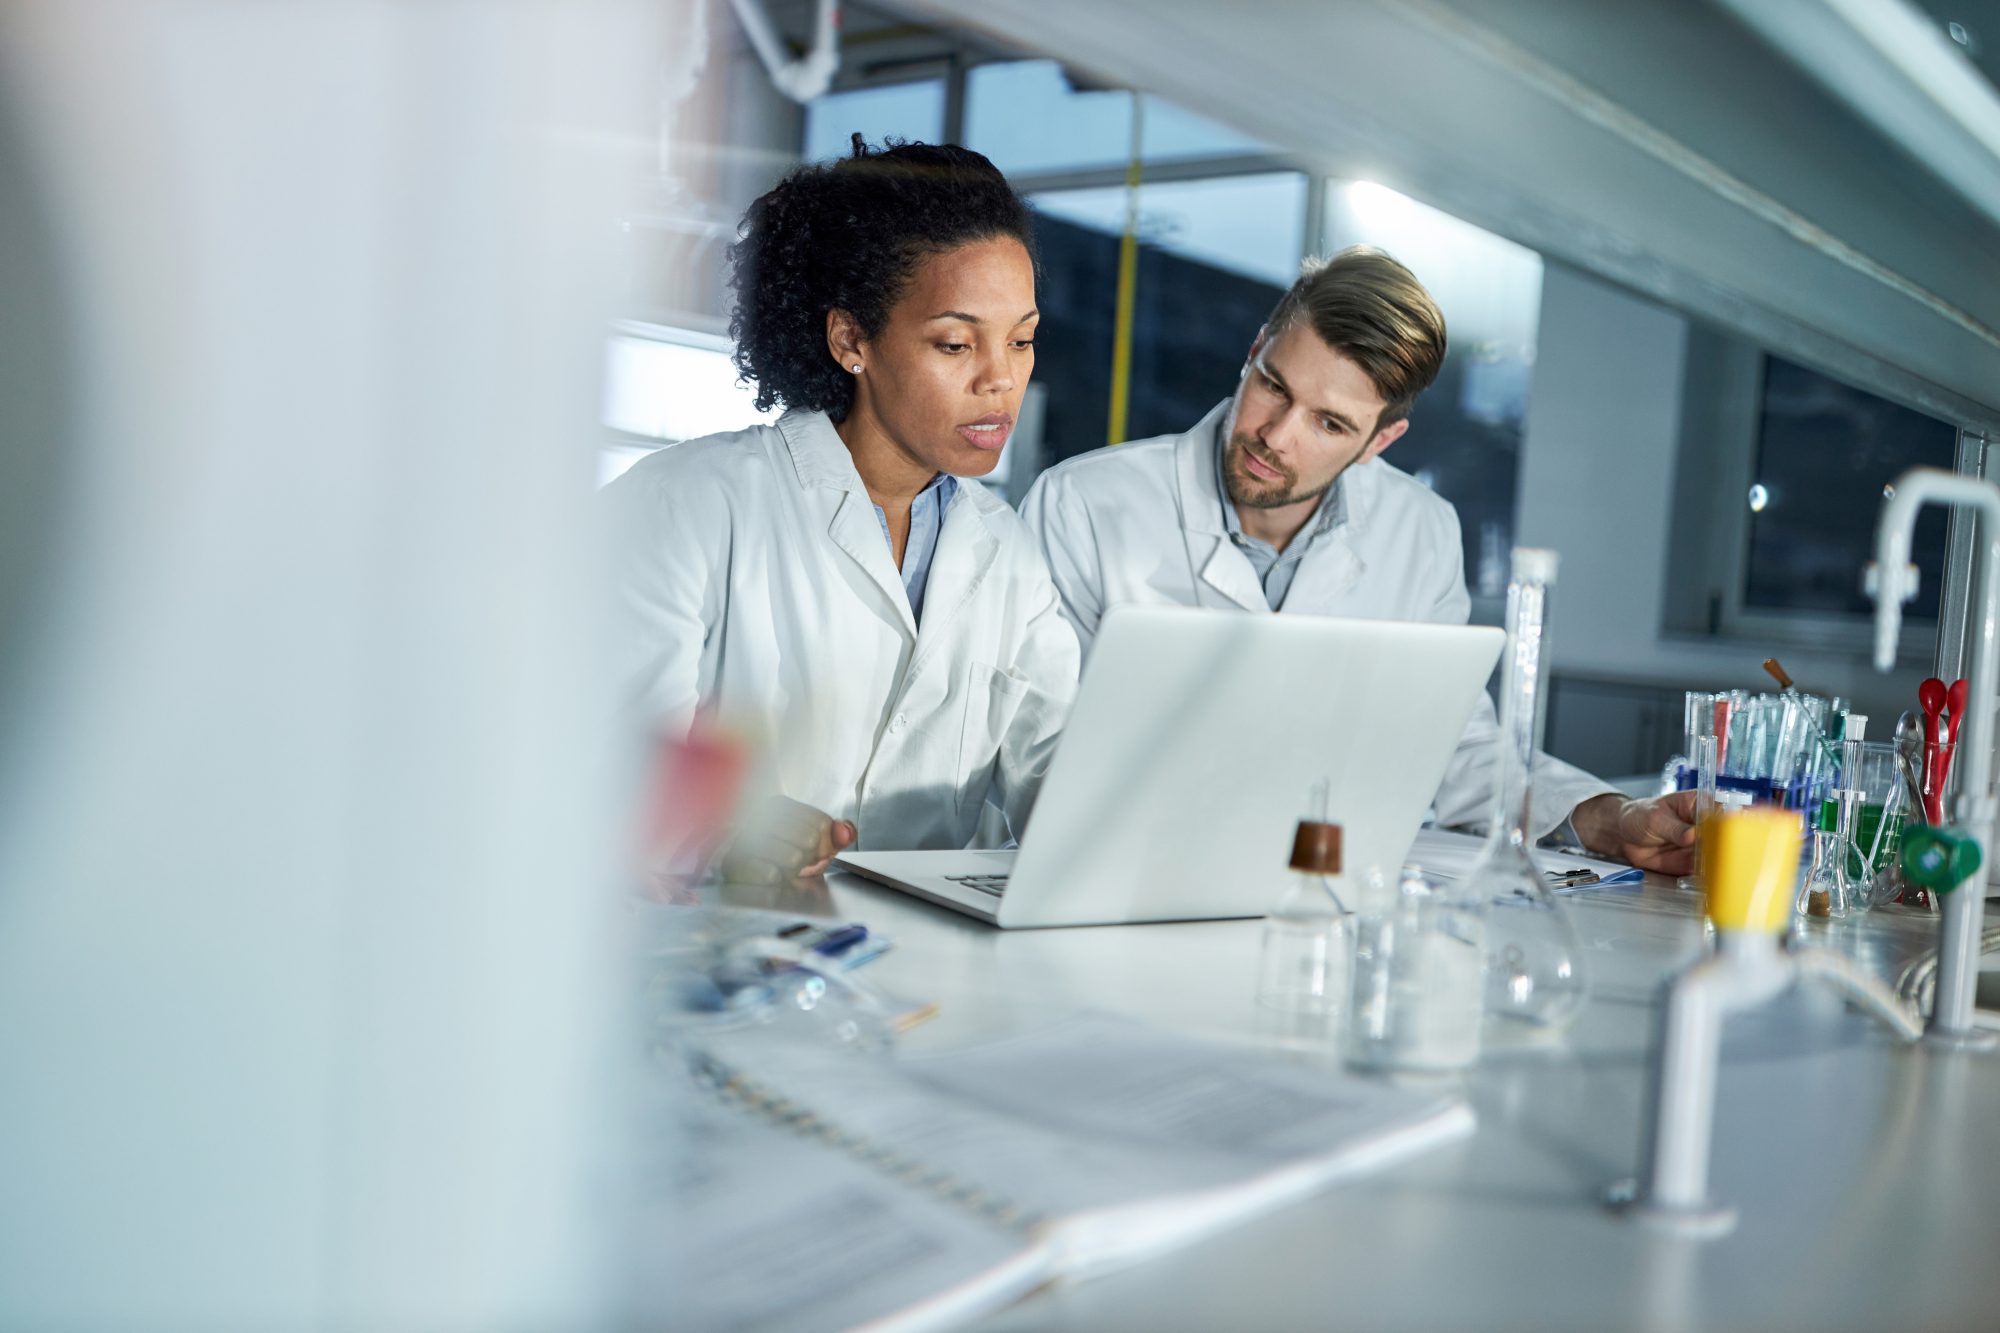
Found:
<box><xmin>1715</xmin><ymin>692</ymin><xmax>1738</xmax><ymax>776</ymax></box>
<box><xmin>1695</xmin><ymin>734</ymin><xmax>1719</xmax><ymax>826</ymax></box>
<box><xmin>1684</xmin><ymin>691</ymin><xmax>1712</xmax><ymax>763</ymax></box>
<box><xmin>1747</xmin><ymin>695</ymin><xmax>1776</xmax><ymax>790</ymax></box>
<box><xmin>1774</xmin><ymin>694</ymin><xmax>1807</xmax><ymax>802</ymax></box>
<box><xmin>1682</xmin><ymin>691</ymin><xmax>1716</xmax><ymax>791</ymax></box>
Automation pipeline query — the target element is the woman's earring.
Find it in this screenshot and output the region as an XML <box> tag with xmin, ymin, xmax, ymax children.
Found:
<box><xmin>850</xmin><ymin>364</ymin><xmax>863</xmax><ymax>374</ymax></box>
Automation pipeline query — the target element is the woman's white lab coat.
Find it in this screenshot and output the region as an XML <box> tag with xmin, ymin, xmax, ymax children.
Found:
<box><xmin>605</xmin><ymin>410</ymin><xmax>1080</xmax><ymax>850</ymax></box>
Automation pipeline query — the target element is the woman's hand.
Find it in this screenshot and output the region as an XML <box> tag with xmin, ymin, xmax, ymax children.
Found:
<box><xmin>723</xmin><ymin>796</ymin><xmax>858</xmax><ymax>883</ymax></box>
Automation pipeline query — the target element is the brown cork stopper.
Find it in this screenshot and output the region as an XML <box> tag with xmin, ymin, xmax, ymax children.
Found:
<box><xmin>1289</xmin><ymin>820</ymin><xmax>1342</xmax><ymax>875</ymax></box>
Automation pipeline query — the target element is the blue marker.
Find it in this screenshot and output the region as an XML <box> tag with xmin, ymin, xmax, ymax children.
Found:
<box><xmin>809</xmin><ymin>924</ymin><xmax>869</xmax><ymax>957</ymax></box>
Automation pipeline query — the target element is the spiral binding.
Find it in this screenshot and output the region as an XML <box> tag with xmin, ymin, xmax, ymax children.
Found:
<box><xmin>687</xmin><ymin>1047</ymin><xmax>1039</xmax><ymax>1230</ymax></box>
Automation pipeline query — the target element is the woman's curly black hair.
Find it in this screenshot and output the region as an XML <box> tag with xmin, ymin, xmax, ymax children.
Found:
<box><xmin>727</xmin><ymin>135</ymin><xmax>1036</xmax><ymax>422</ymax></box>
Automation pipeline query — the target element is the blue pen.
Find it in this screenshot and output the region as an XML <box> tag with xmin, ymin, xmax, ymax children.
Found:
<box><xmin>809</xmin><ymin>924</ymin><xmax>869</xmax><ymax>956</ymax></box>
<box><xmin>1547</xmin><ymin>865</ymin><xmax>1645</xmax><ymax>892</ymax></box>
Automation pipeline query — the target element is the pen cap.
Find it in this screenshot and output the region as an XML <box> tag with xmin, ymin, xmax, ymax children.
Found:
<box><xmin>1289</xmin><ymin>820</ymin><xmax>1342</xmax><ymax>875</ymax></box>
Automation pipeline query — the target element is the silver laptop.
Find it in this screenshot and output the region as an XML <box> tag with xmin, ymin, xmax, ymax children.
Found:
<box><xmin>835</xmin><ymin>606</ymin><xmax>1504</xmax><ymax>928</ymax></box>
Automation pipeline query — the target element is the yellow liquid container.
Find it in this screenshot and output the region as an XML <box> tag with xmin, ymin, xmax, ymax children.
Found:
<box><xmin>1700</xmin><ymin>807</ymin><xmax>1804</xmax><ymax>933</ymax></box>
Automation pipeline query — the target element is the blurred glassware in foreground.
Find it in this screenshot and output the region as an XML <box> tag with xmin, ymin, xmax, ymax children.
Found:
<box><xmin>1347</xmin><ymin>864</ymin><xmax>1485</xmax><ymax>1073</ymax></box>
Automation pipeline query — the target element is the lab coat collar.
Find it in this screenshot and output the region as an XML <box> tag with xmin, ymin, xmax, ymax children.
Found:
<box><xmin>775</xmin><ymin>410</ymin><xmax>1005</xmax><ymax>650</ymax></box>
<box><xmin>1175</xmin><ymin>400</ymin><xmax>1236</xmax><ymax>539</ymax></box>
<box><xmin>1173</xmin><ymin>404</ymin><xmax>1268</xmax><ymax>613</ymax></box>
<box><xmin>1172</xmin><ymin>398</ymin><xmax>1383</xmax><ymax>612</ymax></box>
<box><xmin>776</xmin><ymin>409</ymin><xmax>866</xmax><ymax>493</ymax></box>
<box><xmin>778</xmin><ymin>410</ymin><xmax>920</xmax><ymax>638</ymax></box>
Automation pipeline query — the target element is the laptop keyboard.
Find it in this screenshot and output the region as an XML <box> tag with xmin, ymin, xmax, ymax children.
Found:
<box><xmin>944</xmin><ymin>873</ymin><xmax>1011</xmax><ymax>897</ymax></box>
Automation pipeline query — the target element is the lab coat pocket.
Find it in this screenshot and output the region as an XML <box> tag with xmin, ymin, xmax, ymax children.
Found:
<box><xmin>957</xmin><ymin>661</ymin><xmax>1035</xmax><ymax>822</ymax></box>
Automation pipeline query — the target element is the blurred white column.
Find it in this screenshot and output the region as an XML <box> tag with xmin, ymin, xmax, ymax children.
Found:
<box><xmin>0</xmin><ymin>2</ymin><xmax>655</xmax><ymax>1327</ymax></box>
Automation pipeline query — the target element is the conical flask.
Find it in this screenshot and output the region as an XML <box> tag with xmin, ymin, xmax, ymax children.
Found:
<box><xmin>1474</xmin><ymin>547</ymin><xmax>1588</xmax><ymax>1034</ymax></box>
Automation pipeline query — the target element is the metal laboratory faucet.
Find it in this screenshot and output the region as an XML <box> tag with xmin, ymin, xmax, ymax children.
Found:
<box><xmin>1867</xmin><ymin>467</ymin><xmax>2000</xmax><ymax>1048</ymax></box>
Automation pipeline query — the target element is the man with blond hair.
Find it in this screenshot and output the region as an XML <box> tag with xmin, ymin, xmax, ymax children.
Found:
<box><xmin>1021</xmin><ymin>247</ymin><xmax>1696</xmax><ymax>871</ymax></box>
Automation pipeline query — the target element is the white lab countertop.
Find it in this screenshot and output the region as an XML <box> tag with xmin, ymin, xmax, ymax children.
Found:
<box><xmin>778</xmin><ymin>869</ymin><xmax>2000</xmax><ymax>1332</ymax></box>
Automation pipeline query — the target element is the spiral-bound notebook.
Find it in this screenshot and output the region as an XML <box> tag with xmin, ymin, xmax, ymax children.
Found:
<box><xmin>648</xmin><ymin>1015</ymin><xmax>1475</xmax><ymax>1332</ymax></box>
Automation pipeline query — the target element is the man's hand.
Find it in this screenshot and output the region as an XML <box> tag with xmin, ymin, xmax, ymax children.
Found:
<box><xmin>1569</xmin><ymin>790</ymin><xmax>1700</xmax><ymax>877</ymax></box>
<box><xmin>722</xmin><ymin>796</ymin><xmax>857</xmax><ymax>884</ymax></box>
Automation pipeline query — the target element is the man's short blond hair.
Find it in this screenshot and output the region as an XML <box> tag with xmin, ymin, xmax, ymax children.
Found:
<box><xmin>1265</xmin><ymin>246</ymin><xmax>1447</xmax><ymax>430</ymax></box>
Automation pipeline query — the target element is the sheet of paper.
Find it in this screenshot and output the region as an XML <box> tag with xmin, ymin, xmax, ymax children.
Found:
<box><xmin>637</xmin><ymin>1097</ymin><xmax>1045</xmax><ymax>1333</ymax></box>
<box><xmin>1407</xmin><ymin>826</ymin><xmax>1641</xmax><ymax>888</ymax></box>
<box><xmin>881</xmin><ymin>1015</ymin><xmax>1475</xmax><ymax>1273</ymax></box>
<box><xmin>695</xmin><ymin>1032</ymin><xmax>1240</xmax><ymax>1226</ymax></box>
<box><xmin>694</xmin><ymin>1013</ymin><xmax>1471</xmax><ymax>1270</ymax></box>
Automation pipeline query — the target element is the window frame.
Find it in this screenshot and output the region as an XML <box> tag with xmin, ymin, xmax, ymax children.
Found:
<box><xmin>1683</xmin><ymin>336</ymin><xmax>1967</xmax><ymax>662</ymax></box>
<box><xmin>807</xmin><ymin>57</ymin><xmax>1326</xmax><ymax>287</ymax></box>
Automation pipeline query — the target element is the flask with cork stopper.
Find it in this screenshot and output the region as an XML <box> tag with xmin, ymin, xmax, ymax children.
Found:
<box><xmin>1255</xmin><ymin>781</ymin><xmax>1352</xmax><ymax>1031</ymax></box>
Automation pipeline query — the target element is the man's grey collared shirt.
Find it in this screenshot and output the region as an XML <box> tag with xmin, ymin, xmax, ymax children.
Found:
<box><xmin>874</xmin><ymin>471</ymin><xmax>959</xmax><ymax>626</ymax></box>
<box><xmin>1216</xmin><ymin>428</ymin><xmax>1346</xmax><ymax>611</ymax></box>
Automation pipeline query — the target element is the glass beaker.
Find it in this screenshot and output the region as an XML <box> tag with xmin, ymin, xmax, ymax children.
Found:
<box><xmin>1346</xmin><ymin>865</ymin><xmax>1485</xmax><ymax>1073</ymax></box>
<box><xmin>1814</xmin><ymin>740</ymin><xmax>1907</xmax><ymax>887</ymax></box>
<box><xmin>1473</xmin><ymin>548</ymin><xmax>1589</xmax><ymax>1036</ymax></box>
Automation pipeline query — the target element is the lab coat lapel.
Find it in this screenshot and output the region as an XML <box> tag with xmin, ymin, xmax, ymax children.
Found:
<box><xmin>825</xmin><ymin>491</ymin><xmax>918</xmax><ymax>638</ymax></box>
<box><xmin>1280</xmin><ymin>531</ymin><xmax>1364</xmax><ymax>611</ymax></box>
<box><xmin>779</xmin><ymin>411</ymin><xmax>917</xmax><ymax>639</ymax></box>
<box><xmin>1196</xmin><ymin>539</ymin><xmax>1271</xmax><ymax>613</ymax></box>
<box><xmin>909</xmin><ymin>486</ymin><xmax>1000</xmax><ymax>669</ymax></box>
<box><xmin>1282</xmin><ymin>463</ymin><xmax>1373</xmax><ymax>611</ymax></box>
<box><xmin>1173</xmin><ymin>403</ymin><xmax>1269</xmax><ymax>613</ymax></box>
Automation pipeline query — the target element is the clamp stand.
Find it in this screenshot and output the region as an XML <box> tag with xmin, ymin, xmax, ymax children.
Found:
<box><xmin>1610</xmin><ymin>809</ymin><xmax>1924</xmax><ymax>1237</ymax></box>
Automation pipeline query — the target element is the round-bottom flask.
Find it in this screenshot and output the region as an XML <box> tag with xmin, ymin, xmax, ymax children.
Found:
<box><xmin>1482</xmin><ymin>848</ymin><xmax>1588</xmax><ymax>1031</ymax></box>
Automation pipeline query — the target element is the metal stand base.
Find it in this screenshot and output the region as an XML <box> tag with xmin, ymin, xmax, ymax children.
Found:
<box><xmin>1923</xmin><ymin>1026</ymin><xmax>2000</xmax><ymax>1053</ymax></box>
<box><xmin>1603</xmin><ymin>1180</ymin><xmax>1738</xmax><ymax>1238</ymax></box>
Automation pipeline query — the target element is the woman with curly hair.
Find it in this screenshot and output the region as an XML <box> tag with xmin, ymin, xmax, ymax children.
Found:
<box><xmin>606</xmin><ymin>137</ymin><xmax>1079</xmax><ymax>878</ymax></box>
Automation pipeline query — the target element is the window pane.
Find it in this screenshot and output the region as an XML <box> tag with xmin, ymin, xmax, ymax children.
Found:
<box><xmin>1745</xmin><ymin>357</ymin><xmax>1957</xmax><ymax>618</ymax></box>
<box><xmin>966</xmin><ymin>60</ymin><xmax>1270</xmax><ymax>178</ymax></box>
<box><xmin>1322</xmin><ymin>180</ymin><xmax>1544</xmax><ymax>598</ymax></box>
<box><xmin>1030</xmin><ymin>173</ymin><xmax>1306</xmax><ymax>466</ymax></box>
<box><xmin>602</xmin><ymin>327</ymin><xmax>774</xmax><ymax>445</ymax></box>
<box><xmin>1140</xmin><ymin>95</ymin><xmax>1269</xmax><ymax>161</ymax></box>
<box><xmin>802</xmin><ymin>81</ymin><xmax>945</xmax><ymax>162</ymax></box>
<box><xmin>1034</xmin><ymin>175</ymin><xmax>1305</xmax><ymax>287</ymax></box>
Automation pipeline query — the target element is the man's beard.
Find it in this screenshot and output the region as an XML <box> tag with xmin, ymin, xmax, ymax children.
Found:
<box><xmin>1222</xmin><ymin>431</ymin><xmax>1334</xmax><ymax>511</ymax></box>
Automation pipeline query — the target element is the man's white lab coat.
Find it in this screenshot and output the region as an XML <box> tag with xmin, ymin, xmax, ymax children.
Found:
<box><xmin>607</xmin><ymin>410</ymin><xmax>1079</xmax><ymax>850</ymax></box>
<box><xmin>1020</xmin><ymin>400</ymin><xmax>1611</xmax><ymax>838</ymax></box>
